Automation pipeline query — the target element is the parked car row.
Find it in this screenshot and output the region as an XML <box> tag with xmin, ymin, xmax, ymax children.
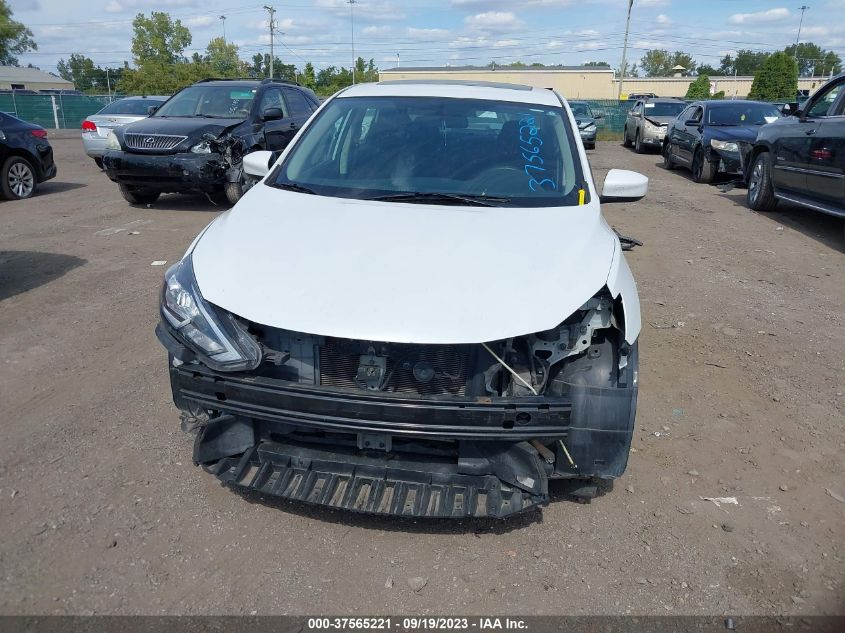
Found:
<box><xmin>94</xmin><ymin>78</ymin><xmax>321</xmax><ymax>205</ymax></box>
<box><xmin>622</xmin><ymin>73</ymin><xmax>845</xmax><ymax>228</ymax></box>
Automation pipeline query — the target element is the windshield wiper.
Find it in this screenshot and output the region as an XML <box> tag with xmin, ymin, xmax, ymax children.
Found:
<box><xmin>367</xmin><ymin>192</ymin><xmax>510</xmax><ymax>207</ymax></box>
<box><xmin>194</xmin><ymin>114</ymin><xmax>233</xmax><ymax>119</ymax></box>
<box><xmin>275</xmin><ymin>182</ymin><xmax>317</xmax><ymax>195</ymax></box>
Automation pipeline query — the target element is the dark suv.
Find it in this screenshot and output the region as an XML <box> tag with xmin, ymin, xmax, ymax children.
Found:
<box><xmin>746</xmin><ymin>73</ymin><xmax>844</xmax><ymax>227</ymax></box>
<box><xmin>103</xmin><ymin>78</ymin><xmax>320</xmax><ymax>205</ymax></box>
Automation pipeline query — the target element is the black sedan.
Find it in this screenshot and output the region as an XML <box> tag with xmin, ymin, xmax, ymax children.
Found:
<box><xmin>0</xmin><ymin>112</ymin><xmax>57</xmax><ymax>200</ymax></box>
<box><xmin>663</xmin><ymin>100</ymin><xmax>781</xmax><ymax>183</ymax></box>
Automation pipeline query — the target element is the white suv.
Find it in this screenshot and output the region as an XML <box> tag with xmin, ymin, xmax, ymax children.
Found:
<box><xmin>156</xmin><ymin>80</ymin><xmax>648</xmax><ymax>518</ymax></box>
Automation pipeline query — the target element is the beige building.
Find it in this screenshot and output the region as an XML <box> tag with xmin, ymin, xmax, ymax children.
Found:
<box><xmin>0</xmin><ymin>66</ymin><xmax>74</xmax><ymax>91</ymax></box>
<box><xmin>379</xmin><ymin>66</ymin><xmax>825</xmax><ymax>100</ymax></box>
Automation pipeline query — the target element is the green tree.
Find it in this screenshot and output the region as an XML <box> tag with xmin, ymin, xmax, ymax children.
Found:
<box><xmin>685</xmin><ymin>74</ymin><xmax>711</xmax><ymax>99</ymax></box>
<box><xmin>720</xmin><ymin>50</ymin><xmax>769</xmax><ymax>76</ymax></box>
<box><xmin>57</xmin><ymin>54</ymin><xmax>125</xmax><ymax>93</ymax></box>
<box><xmin>783</xmin><ymin>42</ymin><xmax>842</xmax><ymax>76</ymax></box>
<box><xmin>748</xmin><ymin>52</ymin><xmax>798</xmax><ymax>101</ymax></box>
<box><xmin>205</xmin><ymin>37</ymin><xmax>245</xmax><ymax>77</ymax></box>
<box><xmin>639</xmin><ymin>50</ymin><xmax>696</xmax><ymax>77</ymax></box>
<box><xmin>0</xmin><ymin>0</ymin><xmax>36</xmax><ymax>65</ymax></box>
<box><xmin>583</xmin><ymin>61</ymin><xmax>611</xmax><ymax>68</ymax></box>
<box><xmin>131</xmin><ymin>12</ymin><xmax>191</xmax><ymax>66</ymax></box>
<box><xmin>249</xmin><ymin>53</ymin><xmax>295</xmax><ymax>79</ymax></box>
<box><xmin>696</xmin><ymin>64</ymin><xmax>725</xmax><ymax>77</ymax></box>
<box><xmin>302</xmin><ymin>62</ymin><xmax>316</xmax><ymax>89</ymax></box>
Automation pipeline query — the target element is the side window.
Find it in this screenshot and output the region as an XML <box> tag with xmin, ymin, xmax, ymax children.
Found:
<box><xmin>808</xmin><ymin>82</ymin><xmax>843</xmax><ymax>117</ymax></box>
<box><xmin>284</xmin><ymin>89</ymin><xmax>312</xmax><ymax>117</ymax></box>
<box><xmin>635</xmin><ymin>102</ymin><xmax>643</xmax><ymax>116</ymax></box>
<box><xmin>258</xmin><ymin>88</ymin><xmax>289</xmax><ymax>118</ymax></box>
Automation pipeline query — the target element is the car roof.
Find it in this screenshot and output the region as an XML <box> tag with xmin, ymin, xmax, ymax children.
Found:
<box><xmin>117</xmin><ymin>95</ymin><xmax>170</xmax><ymax>100</ymax></box>
<box><xmin>643</xmin><ymin>97</ymin><xmax>685</xmax><ymax>103</ymax></box>
<box><xmin>701</xmin><ymin>100</ymin><xmax>777</xmax><ymax>108</ymax></box>
<box><xmin>341</xmin><ymin>80</ymin><xmax>562</xmax><ymax>107</ymax></box>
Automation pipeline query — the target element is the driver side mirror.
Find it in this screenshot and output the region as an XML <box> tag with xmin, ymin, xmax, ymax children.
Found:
<box><xmin>684</xmin><ymin>119</ymin><xmax>700</xmax><ymax>127</ymax></box>
<box><xmin>243</xmin><ymin>150</ymin><xmax>275</xmax><ymax>179</ymax></box>
<box><xmin>594</xmin><ymin>114</ymin><xmax>605</xmax><ymax>120</ymax></box>
<box><xmin>262</xmin><ymin>107</ymin><xmax>284</xmax><ymax>122</ymax></box>
<box><xmin>601</xmin><ymin>169</ymin><xmax>648</xmax><ymax>202</ymax></box>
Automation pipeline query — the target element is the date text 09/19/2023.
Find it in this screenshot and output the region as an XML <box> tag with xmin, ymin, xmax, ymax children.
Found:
<box><xmin>307</xmin><ymin>617</ymin><xmax>529</xmax><ymax>630</ymax></box>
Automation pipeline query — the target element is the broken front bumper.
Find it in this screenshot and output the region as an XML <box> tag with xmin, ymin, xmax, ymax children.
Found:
<box><xmin>102</xmin><ymin>150</ymin><xmax>227</xmax><ymax>192</ymax></box>
<box><xmin>164</xmin><ymin>329</ymin><xmax>638</xmax><ymax>518</ymax></box>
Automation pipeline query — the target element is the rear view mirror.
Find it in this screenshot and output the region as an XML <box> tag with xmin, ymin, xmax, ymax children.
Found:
<box><xmin>262</xmin><ymin>107</ymin><xmax>284</xmax><ymax>122</ymax></box>
<box><xmin>243</xmin><ymin>150</ymin><xmax>275</xmax><ymax>179</ymax></box>
<box><xmin>147</xmin><ymin>105</ymin><xmax>159</xmax><ymax>115</ymax></box>
<box><xmin>601</xmin><ymin>169</ymin><xmax>648</xmax><ymax>202</ymax></box>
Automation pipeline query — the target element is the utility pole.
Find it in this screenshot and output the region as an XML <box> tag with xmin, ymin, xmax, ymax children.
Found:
<box><xmin>396</xmin><ymin>51</ymin><xmax>400</xmax><ymax>68</ymax></box>
<box><xmin>348</xmin><ymin>0</ymin><xmax>357</xmax><ymax>84</ymax></box>
<box><xmin>264</xmin><ymin>5</ymin><xmax>276</xmax><ymax>78</ymax></box>
<box><xmin>794</xmin><ymin>6</ymin><xmax>809</xmax><ymax>56</ymax></box>
<box><xmin>617</xmin><ymin>0</ymin><xmax>634</xmax><ymax>101</ymax></box>
<box><xmin>219</xmin><ymin>15</ymin><xmax>226</xmax><ymax>41</ymax></box>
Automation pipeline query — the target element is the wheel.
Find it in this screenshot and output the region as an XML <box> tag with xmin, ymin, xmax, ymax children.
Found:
<box><xmin>692</xmin><ymin>147</ymin><xmax>716</xmax><ymax>184</ymax></box>
<box><xmin>747</xmin><ymin>152</ymin><xmax>778</xmax><ymax>212</ymax></box>
<box><xmin>623</xmin><ymin>126</ymin><xmax>633</xmax><ymax>148</ymax></box>
<box><xmin>118</xmin><ymin>183</ymin><xmax>160</xmax><ymax>205</ymax></box>
<box><xmin>663</xmin><ymin>143</ymin><xmax>676</xmax><ymax>170</ymax></box>
<box><xmin>94</xmin><ymin>157</ymin><xmax>104</xmax><ymax>170</ymax></box>
<box><xmin>634</xmin><ymin>131</ymin><xmax>644</xmax><ymax>154</ymax></box>
<box><xmin>585</xmin><ymin>142</ymin><xmax>596</xmax><ymax>150</ymax></box>
<box><xmin>1</xmin><ymin>156</ymin><xmax>36</xmax><ymax>200</ymax></box>
<box><xmin>224</xmin><ymin>166</ymin><xmax>257</xmax><ymax>206</ymax></box>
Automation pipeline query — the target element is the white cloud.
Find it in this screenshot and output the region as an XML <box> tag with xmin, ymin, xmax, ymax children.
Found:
<box><xmin>185</xmin><ymin>15</ymin><xmax>214</xmax><ymax>28</ymax></box>
<box><xmin>406</xmin><ymin>27</ymin><xmax>451</xmax><ymax>40</ymax></box>
<box><xmin>464</xmin><ymin>11</ymin><xmax>523</xmax><ymax>31</ymax></box>
<box><xmin>104</xmin><ymin>0</ymin><xmax>197</xmax><ymax>13</ymax></box>
<box><xmin>656</xmin><ymin>14</ymin><xmax>672</xmax><ymax>25</ymax></box>
<box><xmin>728</xmin><ymin>8</ymin><xmax>791</xmax><ymax>25</ymax></box>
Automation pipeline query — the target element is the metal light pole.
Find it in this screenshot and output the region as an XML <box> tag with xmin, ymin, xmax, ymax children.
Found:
<box><xmin>348</xmin><ymin>0</ymin><xmax>357</xmax><ymax>84</ymax></box>
<box><xmin>264</xmin><ymin>5</ymin><xmax>276</xmax><ymax>78</ymax></box>
<box><xmin>219</xmin><ymin>15</ymin><xmax>226</xmax><ymax>41</ymax></box>
<box><xmin>617</xmin><ymin>0</ymin><xmax>634</xmax><ymax>101</ymax></box>
<box><xmin>795</xmin><ymin>5</ymin><xmax>809</xmax><ymax>51</ymax></box>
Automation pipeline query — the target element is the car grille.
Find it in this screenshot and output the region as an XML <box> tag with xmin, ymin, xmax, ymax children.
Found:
<box><xmin>124</xmin><ymin>133</ymin><xmax>187</xmax><ymax>151</ymax></box>
<box><xmin>318</xmin><ymin>338</ymin><xmax>471</xmax><ymax>397</ymax></box>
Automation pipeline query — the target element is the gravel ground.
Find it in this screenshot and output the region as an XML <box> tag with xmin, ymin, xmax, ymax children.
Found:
<box><xmin>0</xmin><ymin>137</ymin><xmax>843</xmax><ymax>616</ymax></box>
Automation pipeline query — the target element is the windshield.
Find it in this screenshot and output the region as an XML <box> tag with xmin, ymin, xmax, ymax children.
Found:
<box><xmin>708</xmin><ymin>103</ymin><xmax>781</xmax><ymax>126</ymax></box>
<box><xmin>153</xmin><ymin>85</ymin><xmax>256</xmax><ymax>118</ymax></box>
<box><xmin>569</xmin><ymin>102</ymin><xmax>593</xmax><ymax>118</ymax></box>
<box><xmin>97</xmin><ymin>99</ymin><xmax>165</xmax><ymax>116</ymax></box>
<box><xmin>273</xmin><ymin>96</ymin><xmax>588</xmax><ymax>207</ymax></box>
<box><xmin>644</xmin><ymin>102</ymin><xmax>685</xmax><ymax>117</ymax></box>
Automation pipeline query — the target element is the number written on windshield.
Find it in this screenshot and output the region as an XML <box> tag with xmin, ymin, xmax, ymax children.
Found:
<box><xmin>519</xmin><ymin>114</ymin><xmax>557</xmax><ymax>192</ymax></box>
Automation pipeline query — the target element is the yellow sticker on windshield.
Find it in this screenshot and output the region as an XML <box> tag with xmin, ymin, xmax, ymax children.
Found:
<box><xmin>578</xmin><ymin>189</ymin><xmax>586</xmax><ymax>205</ymax></box>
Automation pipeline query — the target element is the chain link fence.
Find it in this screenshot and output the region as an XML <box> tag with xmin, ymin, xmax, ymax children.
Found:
<box><xmin>1</xmin><ymin>94</ymin><xmax>638</xmax><ymax>139</ymax></box>
<box><xmin>0</xmin><ymin>94</ymin><xmax>116</xmax><ymax>129</ymax></box>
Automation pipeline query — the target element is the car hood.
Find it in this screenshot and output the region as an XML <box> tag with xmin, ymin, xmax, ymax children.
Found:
<box><xmin>191</xmin><ymin>184</ymin><xmax>619</xmax><ymax>345</ymax></box>
<box><xmin>120</xmin><ymin>116</ymin><xmax>243</xmax><ymax>139</ymax></box>
<box><xmin>707</xmin><ymin>125</ymin><xmax>762</xmax><ymax>143</ymax></box>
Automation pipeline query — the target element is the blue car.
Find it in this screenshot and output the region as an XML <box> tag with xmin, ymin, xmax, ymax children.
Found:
<box><xmin>663</xmin><ymin>100</ymin><xmax>782</xmax><ymax>183</ymax></box>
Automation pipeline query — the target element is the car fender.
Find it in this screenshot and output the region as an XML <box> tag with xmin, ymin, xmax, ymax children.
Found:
<box><xmin>606</xmin><ymin>240</ymin><xmax>641</xmax><ymax>344</ymax></box>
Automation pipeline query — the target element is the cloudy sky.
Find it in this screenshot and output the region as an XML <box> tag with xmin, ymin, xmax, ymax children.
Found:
<box><xmin>11</xmin><ymin>0</ymin><xmax>845</xmax><ymax>76</ymax></box>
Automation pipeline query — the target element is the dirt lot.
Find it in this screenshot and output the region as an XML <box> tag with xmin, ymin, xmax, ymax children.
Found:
<box><xmin>0</xmin><ymin>136</ymin><xmax>843</xmax><ymax>616</ymax></box>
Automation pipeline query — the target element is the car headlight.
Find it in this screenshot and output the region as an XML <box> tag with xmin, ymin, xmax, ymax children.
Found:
<box><xmin>582</xmin><ymin>124</ymin><xmax>597</xmax><ymax>133</ymax></box>
<box><xmin>191</xmin><ymin>141</ymin><xmax>212</xmax><ymax>154</ymax></box>
<box><xmin>160</xmin><ymin>256</ymin><xmax>261</xmax><ymax>372</ymax></box>
<box><xmin>711</xmin><ymin>139</ymin><xmax>739</xmax><ymax>153</ymax></box>
<box><xmin>105</xmin><ymin>131</ymin><xmax>121</xmax><ymax>150</ymax></box>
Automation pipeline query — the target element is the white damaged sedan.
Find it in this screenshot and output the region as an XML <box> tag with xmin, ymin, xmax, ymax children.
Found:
<box><xmin>156</xmin><ymin>80</ymin><xmax>648</xmax><ymax>518</ymax></box>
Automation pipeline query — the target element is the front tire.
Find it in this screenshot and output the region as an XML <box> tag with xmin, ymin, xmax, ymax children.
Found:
<box><xmin>94</xmin><ymin>157</ymin><xmax>104</xmax><ymax>170</ymax></box>
<box><xmin>692</xmin><ymin>147</ymin><xmax>716</xmax><ymax>184</ymax></box>
<box><xmin>634</xmin><ymin>131</ymin><xmax>644</xmax><ymax>154</ymax></box>
<box><xmin>1</xmin><ymin>156</ymin><xmax>36</xmax><ymax>200</ymax></box>
<box><xmin>747</xmin><ymin>152</ymin><xmax>778</xmax><ymax>212</ymax></box>
<box><xmin>119</xmin><ymin>184</ymin><xmax>160</xmax><ymax>205</ymax></box>
<box><xmin>623</xmin><ymin>126</ymin><xmax>633</xmax><ymax>148</ymax></box>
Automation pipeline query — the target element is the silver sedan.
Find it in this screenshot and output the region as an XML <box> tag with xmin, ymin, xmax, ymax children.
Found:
<box><xmin>81</xmin><ymin>96</ymin><xmax>169</xmax><ymax>168</ymax></box>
